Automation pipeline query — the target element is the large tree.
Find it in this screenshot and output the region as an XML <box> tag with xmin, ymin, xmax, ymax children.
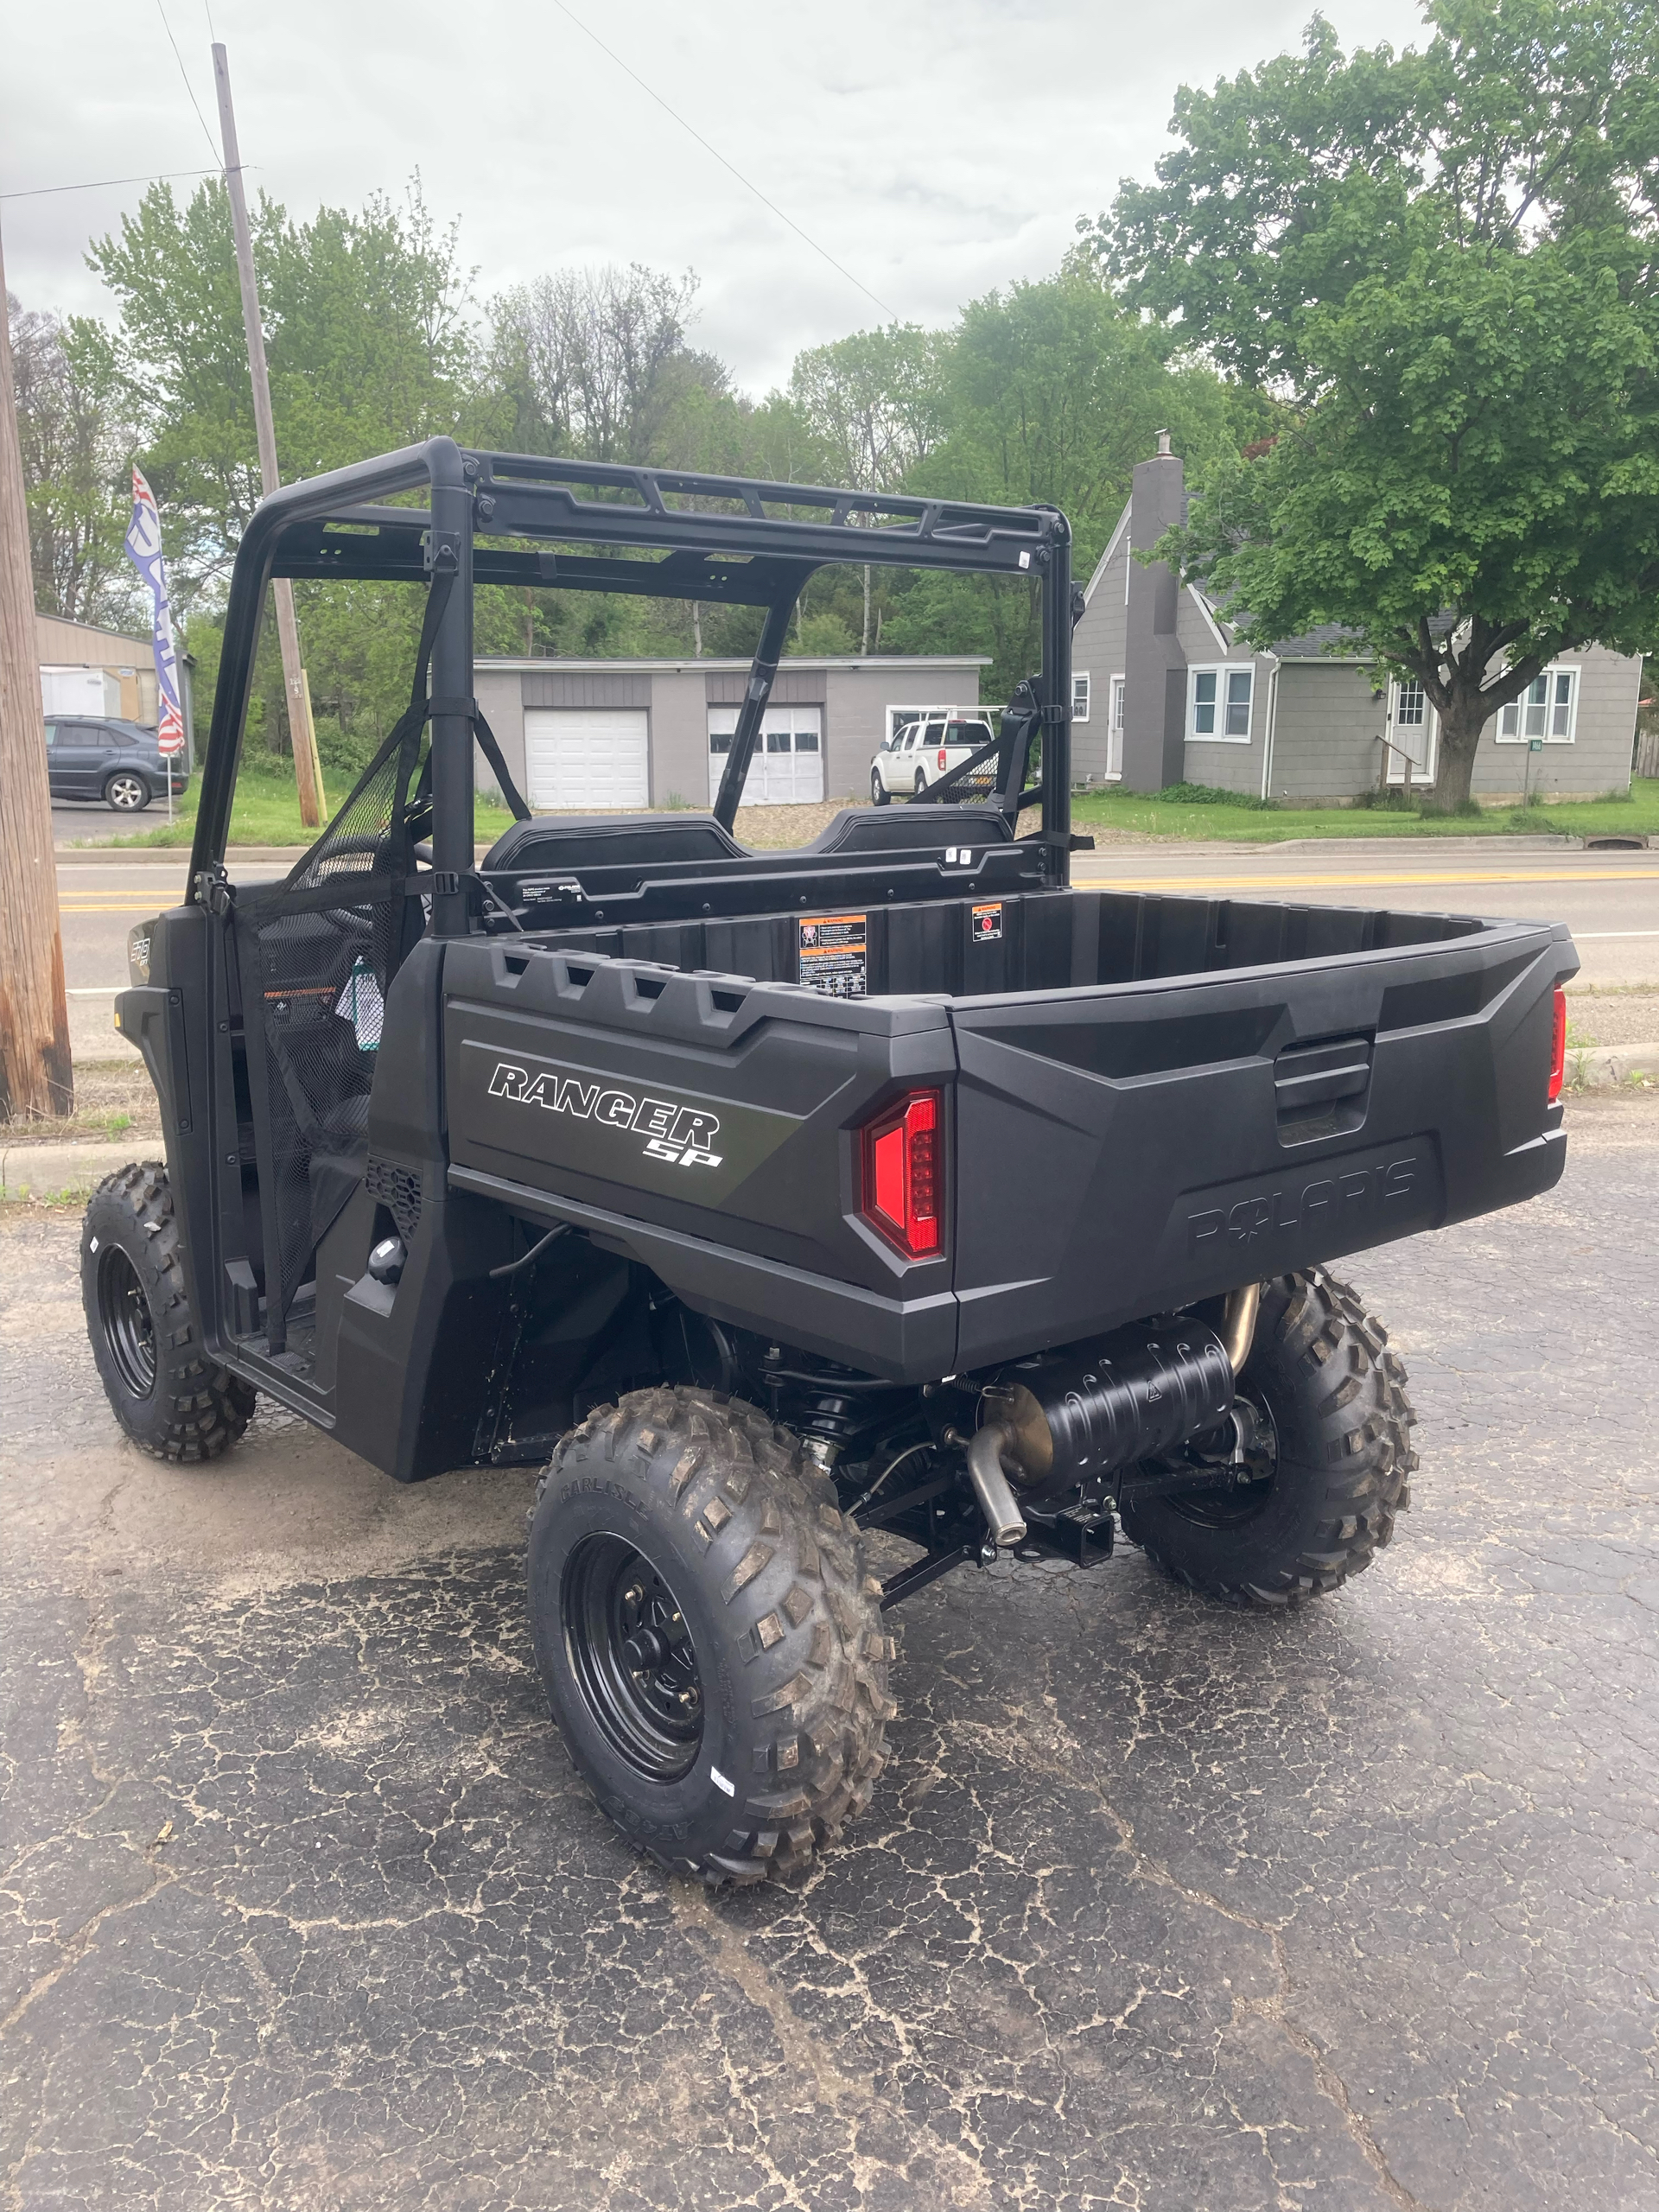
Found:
<box><xmin>89</xmin><ymin>176</ymin><xmax>474</xmax><ymax>607</ymax></box>
<box><xmin>787</xmin><ymin>325</ymin><xmax>951</xmax><ymax>651</ymax></box>
<box><xmin>8</xmin><ymin>295</ymin><xmax>137</xmax><ymax>628</ymax></box>
<box><xmin>886</xmin><ymin>270</ymin><xmax>1254</xmax><ymax>698</ymax></box>
<box><xmin>1083</xmin><ymin>0</ymin><xmax>1659</xmax><ymax>810</ymax></box>
<box><xmin>88</xmin><ymin>178</ymin><xmax>478</xmax><ymax>764</ymax></box>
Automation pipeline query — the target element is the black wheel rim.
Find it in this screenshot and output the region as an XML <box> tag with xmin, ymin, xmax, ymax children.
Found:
<box><xmin>563</xmin><ymin>1535</ymin><xmax>704</xmax><ymax>1781</ymax></box>
<box><xmin>1165</xmin><ymin>1389</ymin><xmax>1281</xmax><ymax>1529</ymax></box>
<box><xmin>99</xmin><ymin>1244</ymin><xmax>156</xmax><ymax>1399</ymax></box>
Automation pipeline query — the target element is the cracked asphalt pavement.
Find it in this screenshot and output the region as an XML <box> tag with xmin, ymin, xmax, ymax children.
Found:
<box><xmin>3</xmin><ymin>1096</ymin><xmax>1655</xmax><ymax>2212</ymax></box>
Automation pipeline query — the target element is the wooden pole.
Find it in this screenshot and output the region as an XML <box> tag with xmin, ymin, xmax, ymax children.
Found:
<box><xmin>0</xmin><ymin>220</ymin><xmax>73</xmax><ymax>1123</ymax></box>
<box><xmin>211</xmin><ymin>40</ymin><xmax>323</xmax><ymax>830</ymax></box>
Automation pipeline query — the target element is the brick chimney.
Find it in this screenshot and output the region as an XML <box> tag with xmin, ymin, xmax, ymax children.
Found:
<box><xmin>1122</xmin><ymin>433</ymin><xmax>1187</xmax><ymax>791</ymax></box>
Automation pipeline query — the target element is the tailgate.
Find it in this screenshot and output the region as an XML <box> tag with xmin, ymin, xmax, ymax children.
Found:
<box><xmin>948</xmin><ymin>918</ymin><xmax>1575</xmax><ymax>1370</ymax></box>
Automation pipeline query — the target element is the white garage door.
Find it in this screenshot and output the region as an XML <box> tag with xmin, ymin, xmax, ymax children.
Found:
<box><xmin>708</xmin><ymin>707</ymin><xmax>823</xmax><ymax>805</ymax></box>
<box><xmin>524</xmin><ymin>709</ymin><xmax>649</xmax><ymax>810</ymax></box>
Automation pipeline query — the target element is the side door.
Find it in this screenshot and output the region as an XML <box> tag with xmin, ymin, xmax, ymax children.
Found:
<box><xmin>912</xmin><ymin>719</ymin><xmax>946</xmax><ymax>792</ymax></box>
<box><xmin>875</xmin><ymin>727</ymin><xmax>908</xmax><ymax>793</ymax></box>
<box><xmin>52</xmin><ymin>719</ymin><xmax>103</xmax><ymax>798</ymax></box>
<box><xmin>1384</xmin><ymin>679</ymin><xmax>1437</xmax><ymax>785</ymax></box>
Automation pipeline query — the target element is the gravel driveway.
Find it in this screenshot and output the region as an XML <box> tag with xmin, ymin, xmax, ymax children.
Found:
<box><xmin>3</xmin><ymin>1098</ymin><xmax>1654</xmax><ymax>2212</ymax></box>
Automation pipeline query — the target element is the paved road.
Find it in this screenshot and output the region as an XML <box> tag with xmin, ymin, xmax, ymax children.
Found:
<box><xmin>54</xmin><ymin>845</ymin><xmax>1659</xmax><ymax>1008</ymax></box>
<box><xmin>3</xmin><ymin>1096</ymin><xmax>1654</xmax><ymax>2212</ymax></box>
<box><xmin>1072</xmin><ymin>847</ymin><xmax>1659</xmax><ymax>987</ymax></box>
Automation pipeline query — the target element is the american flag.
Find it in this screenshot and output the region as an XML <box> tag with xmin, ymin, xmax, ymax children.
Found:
<box><xmin>123</xmin><ymin>467</ymin><xmax>186</xmax><ymax>756</ymax></box>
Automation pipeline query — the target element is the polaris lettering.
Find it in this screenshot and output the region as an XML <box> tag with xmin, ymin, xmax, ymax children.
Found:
<box><xmin>1186</xmin><ymin>1155</ymin><xmax>1419</xmax><ymax>1256</ymax></box>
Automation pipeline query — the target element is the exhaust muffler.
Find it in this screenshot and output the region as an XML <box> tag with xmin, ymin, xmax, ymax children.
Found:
<box><xmin>972</xmin><ymin>1315</ymin><xmax>1239</xmax><ymax>1513</ymax></box>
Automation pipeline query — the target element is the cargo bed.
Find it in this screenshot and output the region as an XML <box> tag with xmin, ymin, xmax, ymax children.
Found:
<box><xmin>441</xmin><ymin>881</ymin><xmax>1575</xmax><ymax>1381</ymax></box>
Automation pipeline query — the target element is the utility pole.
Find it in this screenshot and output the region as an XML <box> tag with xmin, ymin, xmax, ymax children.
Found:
<box><xmin>211</xmin><ymin>41</ymin><xmax>325</xmax><ymax>829</ymax></box>
<box><xmin>0</xmin><ymin>219</ymin><xmax>73</xmax><ymax>1122</ymax></box>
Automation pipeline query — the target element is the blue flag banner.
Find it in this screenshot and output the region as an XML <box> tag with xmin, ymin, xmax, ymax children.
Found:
<box><xmin>124</xmin><ymin>467</ymin><xmax>186</xmax><ymax>756</ymax></box>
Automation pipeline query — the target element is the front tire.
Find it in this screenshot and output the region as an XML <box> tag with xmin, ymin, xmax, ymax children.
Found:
<box><xmin>105</xmin><ymin>771</ymin><xmax>150</xmax><ymax>810</ymax></box>
<box><xmin>870</xmin><ymin>767</ymin><xmax>890</xmax><ymax>805</ymax></box>
<box><xmin>81</xmin><ymin>1163</ymin><xmax>256</xmax><ymax>1460</ymax></box>
<box><xmin>1121</xmin><ymin>1271</ymin><xmax>1416</xmax><ymax>1607</ymax></box>
<box><xmin>530</xmin><ymin>1387</ymin><xmax>894</xmax><ymax>1885</ymax></box>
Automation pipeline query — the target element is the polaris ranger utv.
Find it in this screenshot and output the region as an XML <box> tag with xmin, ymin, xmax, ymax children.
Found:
<box><xmin>86</xmin><ymin>438</ymin><xmax>1575</xmax><ymax>1885</ymax></box>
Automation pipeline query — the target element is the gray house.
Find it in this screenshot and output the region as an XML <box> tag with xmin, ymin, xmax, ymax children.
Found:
<box><xmin>1071</xmin><ymin>436</ymin><xmax>1641</xmax><ymax>802</ymax></box>
<box><xmin>472</xmin><ymin>653</ymin><xmax>988</xmax><ymax>812</ymax></box>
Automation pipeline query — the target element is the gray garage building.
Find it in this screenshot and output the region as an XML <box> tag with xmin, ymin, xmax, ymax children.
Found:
<box><xmin>472</xmin><ymin>653</ymin><xmax>990</xmax><ymax>813</ymax></box>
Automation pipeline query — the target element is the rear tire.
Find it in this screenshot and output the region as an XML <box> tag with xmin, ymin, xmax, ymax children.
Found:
<box><xmin>104</xmin><ymin>771</ymin><xmax>150</xmax><ymax>810</ymax></box>
<box><xmin>81</xmin><ymin>1163</ymin><xmax>256</xmax><ymax>1460</ymax></box>
<box><xmin>529</xmin><ymin>1387</ymin><xmax>895</xmax><ymax>1885</ymax></box>
<box><xmin>870</xmin><ymin>767</ymin><xmax>890</xmax><ymax>805</ymax></box>
<box><xmin>912</xmin><ymin>769</ymin><xmax>927</xmax><ymax>798</ymax></box>
<box><xmin>1121</xmin><ymin>1270</ymin><xmax>1416</xmax><ymax>1608</ymax></box>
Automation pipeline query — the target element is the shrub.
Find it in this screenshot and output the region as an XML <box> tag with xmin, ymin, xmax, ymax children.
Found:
<box><xmin>1153</xmin><ymin>782</ymin><xmax>1276</xmax><ymax>810</ymax></box>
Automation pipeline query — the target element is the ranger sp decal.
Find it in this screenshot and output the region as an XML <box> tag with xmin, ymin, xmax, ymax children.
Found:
<box><xmin>487</xmin><ymin>1062</ymin><xmax>723</xmax><ymax>1167</ymax></box>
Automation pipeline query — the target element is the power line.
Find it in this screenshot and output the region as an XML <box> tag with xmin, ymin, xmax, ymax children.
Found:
<box><xmin>0</xmin><ymin>166</ymin><xmax>226</xmax><ymax>202</ymax></box>
<box><xmin>153</xmin><ymin>0</ymin><xmax>222</xmax><ymax>163</ymax></box>
<box><xmin>546</xmin><ymin>0</ymin><xmax>895</xmax><ymax>323</ymax></box>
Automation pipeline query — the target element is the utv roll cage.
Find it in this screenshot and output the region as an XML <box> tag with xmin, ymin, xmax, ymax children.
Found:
<box><xmin>191</xmin><ymin>435</ymin><xmax>1079</xmax><ymax>931</ymax></box>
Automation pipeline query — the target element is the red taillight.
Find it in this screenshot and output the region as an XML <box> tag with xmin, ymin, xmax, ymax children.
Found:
<box><xmin>860</xmin><ymin>1089</ymin><xmax>944</xmax><ymax>1257</ymax></box>
<box><xmin>1548</xmin><ymin>985</ymin><xmax>1567</xmax><ymax>1103</ymax></box>
<box><xmin>938</xmin><ymin>747</ymin><xmax>948</xmax><ymax>770</ymax></box>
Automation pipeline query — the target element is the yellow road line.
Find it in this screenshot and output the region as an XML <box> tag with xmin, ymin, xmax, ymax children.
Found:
<box><xmin>1069</xmin><ymin>867</ymin><xmax>1657</xmax><ymax>893</ymax></box>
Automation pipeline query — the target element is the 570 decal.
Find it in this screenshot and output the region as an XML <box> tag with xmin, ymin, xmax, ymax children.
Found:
<box><xmin>486</xmin><ymin>1062</ymin><xmax>723</xmax><ymax>1168</ymax></box>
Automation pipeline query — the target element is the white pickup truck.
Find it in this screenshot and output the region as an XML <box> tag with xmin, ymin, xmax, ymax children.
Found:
<box><xmin>870</xmin><ymin>713</ymin><xmax>996</xmax><ymax>804</ymax></box>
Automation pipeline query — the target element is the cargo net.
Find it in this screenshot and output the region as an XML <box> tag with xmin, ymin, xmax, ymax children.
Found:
<box><xmin>236</xmin><ymin>658</ymin><xmax>435</xmax><ymax>1347</ymax></box>
<box><xmin>923</xmin><ymin>711</ymin><xmax>1034</xmax><ymax>810</ymax></box>
<box><xmin>944</xmin><ymin>747</ymin><xmax>1002</xmax><ymax>804</ymax></box>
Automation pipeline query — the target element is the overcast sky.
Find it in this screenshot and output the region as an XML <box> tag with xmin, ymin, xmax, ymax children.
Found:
<box><xmin>5</xmin><ymin>0</ymin><xmax>1428</xmax><ymax>393</ymax></box>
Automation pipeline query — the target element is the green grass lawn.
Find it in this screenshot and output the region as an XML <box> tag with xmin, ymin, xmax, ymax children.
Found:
<box><xmin>1070</xmin><ymin>779</ymin><xmax>1659</xmax><ymax>843</ymax></box>
<box><xmin>78</xmin><ymin>768</ymin><xmax>1657</xmax><ymax>852</ymax></box>
<box><xmin>80</xmin><ymin>777</ymin><xmax>518</xmax><ymax>850</ymax></box>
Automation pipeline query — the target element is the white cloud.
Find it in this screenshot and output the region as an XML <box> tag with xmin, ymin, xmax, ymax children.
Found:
<box><xmin>3</xmin><ymin>0</ymin><xmax>1430</xmax><ymax>391</ymax></box>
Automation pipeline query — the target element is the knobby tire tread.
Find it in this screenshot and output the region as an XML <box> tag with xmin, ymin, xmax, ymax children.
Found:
<box><xmin>83</xmin><ymin>1162</ymin><xmax>256</xmax><ymax>1462</ymax></box>
<box><xmin>536</xmin><ymin>1386</ymin><xmax>893</xmax><ymax>1887</ymax></box>
<box><xmin>1123</xmin><ymin>1268</ymin><xmax>1417</xmax><ymax>1610</ymax></box>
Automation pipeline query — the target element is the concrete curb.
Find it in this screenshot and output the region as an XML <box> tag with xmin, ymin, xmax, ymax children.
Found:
<box><xmin>1567</xmin><ymin>1042</ymin><xmax>1659</xmax><ymax>1090</ymax></box>
<box><xmin>0</xmin><ymin>1141</ymin><xmax>149</xmax><ymax>1201</ymax></box>
<box><xmin>1255</xmin><ymin>833</ymin><xmax>1584</xmax><ymax>854</ymax></box>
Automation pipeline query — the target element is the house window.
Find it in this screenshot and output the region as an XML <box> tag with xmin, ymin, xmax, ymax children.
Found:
<box><xmin>1498</xmin><ymin>667</ymin><xmax>1579</xmax><ymax>742</ymax></box>
<box><xmin>1189</xmin><ymin>664</ymin><xmax>1253</xmax><ymax>742</ymax></box>
<box><xmin>1072</xmin><ymin>671</ymin><xmax>1090</xmax><ymax>723</ymax></box>
<box><xmin>1395</xmin><ymin>678</ymin><xmax>1427</xmax><ymax>728</ymax></box>
<box><xmin>1108</xmin><ymin>674</ymin><xmax>1125</xmax><ymax>779</ymax></box>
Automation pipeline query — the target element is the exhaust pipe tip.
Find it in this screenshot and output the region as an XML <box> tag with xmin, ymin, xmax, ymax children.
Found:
<box><xmin>948</xmin><ymin>1424</ymin><xmax>1027</xmax><ymax>1548</ymax></box>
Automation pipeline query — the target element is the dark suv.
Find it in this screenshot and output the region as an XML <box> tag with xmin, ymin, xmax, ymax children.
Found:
<box><xmin>45</xmin><ymin>717</ymin><xmax>189</xmax><ymax>811</ymax></box>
